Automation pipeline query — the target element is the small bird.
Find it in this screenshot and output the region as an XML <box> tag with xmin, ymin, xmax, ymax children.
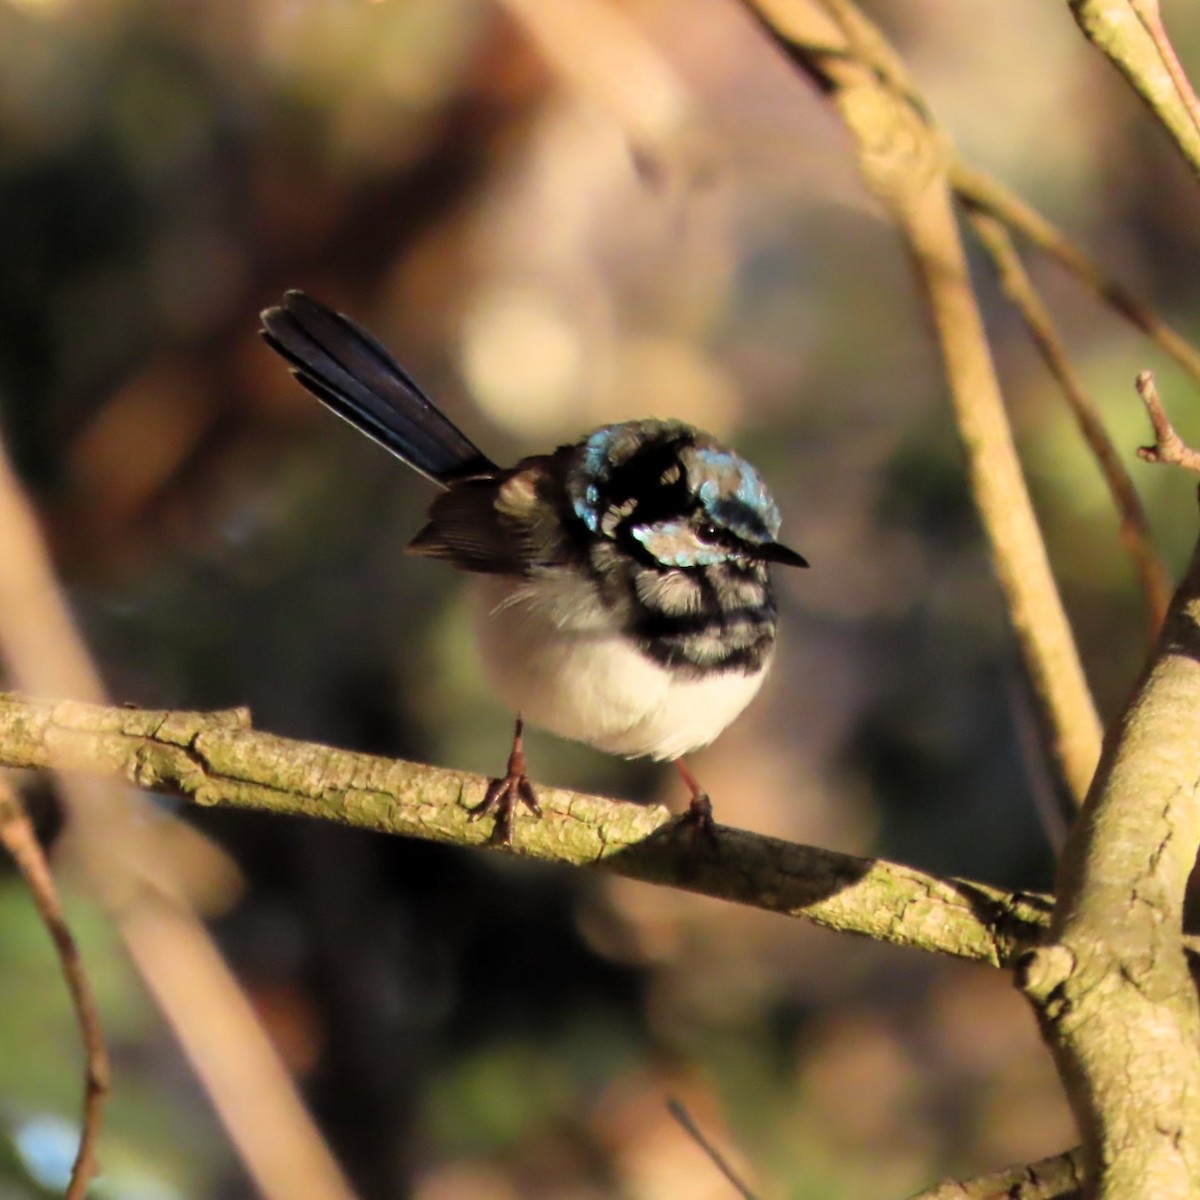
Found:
<box><xmin>260</xmin><ymin>291</ymin><xmax>807</xmax><ymax>841</ymax></box>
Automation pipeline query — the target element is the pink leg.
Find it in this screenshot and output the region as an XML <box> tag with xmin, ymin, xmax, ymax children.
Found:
<box><xmin>673</xmin><ymin>758</ymin><xmax>716</xmax><ymax>842</ymax></box>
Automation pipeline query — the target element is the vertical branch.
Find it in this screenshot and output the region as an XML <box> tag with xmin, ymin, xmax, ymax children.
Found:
<box><xmin>1018</xmin><ymin>378</ymin><xmax>1200</xmax><ymax>1195</ymax></box>
<box><xmin>896</xmin><ymin>183</ymin><xmax>1101</xmax><ymax>803</ymax></box>
<box><xmin>745</xmin><ymin>0</ymin><xmax>1103</xmax><ymax>804</ymax></box>
<box><xmin>0</xmin><ymin>778</ymin><xmax>109</xmax><ymax>1200</ymax></box>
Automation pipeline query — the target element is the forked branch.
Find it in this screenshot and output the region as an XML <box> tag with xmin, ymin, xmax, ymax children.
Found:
<box><xmin>1136</xmin><ymin>370</ymin><xmax>1200</xmax><ymax>474</ymax></box>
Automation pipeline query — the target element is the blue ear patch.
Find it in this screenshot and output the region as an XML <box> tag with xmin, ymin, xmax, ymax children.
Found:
<box><xmin>632</xmin><ymin>521</ymin><xmax>729</xmax><ymax>568</ymax></box>
<box><xmin>571</xmin><ymin>427</ymin><xmax>620</xmax><ymax>532</ymax></box>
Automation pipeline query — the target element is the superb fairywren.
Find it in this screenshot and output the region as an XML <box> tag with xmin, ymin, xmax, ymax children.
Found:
<box><xmin>261</xmin><ymin>292</ymin><xmax>807</xmax><ymax>840</ymax></box>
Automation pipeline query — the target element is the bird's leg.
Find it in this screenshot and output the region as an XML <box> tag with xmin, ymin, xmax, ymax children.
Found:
<box><xmin>468</xmin><ymin>716</ymin><xmax>542</xmax><ymax>845</ymax></box>
<box><xmin>673</xmin><ymin>758</ymin><xmax>717</xmax><ymax>846</ymax></box>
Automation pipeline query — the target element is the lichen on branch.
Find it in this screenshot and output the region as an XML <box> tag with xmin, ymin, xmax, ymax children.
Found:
<box><xmin>0</xmin><ymin>691</ymin><xmax>1050</xmax><ymax>967</ymax></box>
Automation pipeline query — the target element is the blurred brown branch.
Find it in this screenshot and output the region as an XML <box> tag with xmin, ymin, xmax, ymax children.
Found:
<box><xmin>909</xmin><ymin>1146</ymin><xmax>1083</xmax><ymax>1200</ymax></box>
<box><xmin>0</xmin><ymin>434</ymin><xmax>357</xmax><ymax>1200</ymax></box>
<box><xmin>952</xmin><ymin>164</ymin><xmax>1200</xmax><ymax>388</ymax></box>
<box><xmin>965</xmin><ymin>209</ymin><xmax>1171</xmax><ymax>634</ymax></box>
<box><xmin>0</xmin><ymin>776</ymin><xmax>109</xmax><ymax>1200</ymax></box>
<box><xmin>743</xmin><ymin>0</ymin><xmax>1103</xmax><ymax>808</ymax></box>
<box><xmin>0</xmin><ymin>691</ymin><xmax>1053</xmax><ymax>968</ymax></box>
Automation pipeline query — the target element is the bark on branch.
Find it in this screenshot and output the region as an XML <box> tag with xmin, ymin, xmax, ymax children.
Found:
<box><xmin>909</xmin><ymin>1146</ymin><xmax>1084</xmax><ymax>1200</ymax></box>
<box><xmin>1019</xmin><ymin>512</ymin><xmax>1200</xmax><ymax>1194</ymax></box>
<box><xmin>0</xmin><ymin>692</ymin><xmax>1051</xmax><ymax>968</ymax></box>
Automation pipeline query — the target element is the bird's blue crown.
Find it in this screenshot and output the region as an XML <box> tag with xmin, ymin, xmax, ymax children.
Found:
<box><xmin>566</xmin><ymin>420</ymin><xmax>782</xmax><ymax>570</ymax></box>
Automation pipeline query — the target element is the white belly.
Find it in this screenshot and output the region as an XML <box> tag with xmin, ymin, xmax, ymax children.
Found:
<box><xmin>470</xmin><ymin>573</ymin><xmax>770</xmax><ymax>761</ymax></box>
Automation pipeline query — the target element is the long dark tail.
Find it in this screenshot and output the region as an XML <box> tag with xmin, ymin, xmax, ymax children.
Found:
<box><xmin>260</xmin><ymin>291</ymin><xmax>495</xmax><ymax>486</ymax></box>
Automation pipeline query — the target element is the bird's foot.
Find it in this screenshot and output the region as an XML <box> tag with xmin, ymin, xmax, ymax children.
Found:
<box><xmin>468</xmin><ymin>717</ymin><xmax>542</xmax><ymax>846</ymax></box>
<box><xmin>673</xmin><ymin>759</ymin><xmax>719</xmax><ymax>851</ymax></box>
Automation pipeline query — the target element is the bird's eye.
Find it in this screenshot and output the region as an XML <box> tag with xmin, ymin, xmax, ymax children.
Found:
<box><xmin>695</xmin><ymin>522</ymin><xmax>722</xmax><ymax>543</ymax></box>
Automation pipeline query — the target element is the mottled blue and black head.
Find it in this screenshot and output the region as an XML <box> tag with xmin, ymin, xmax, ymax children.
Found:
<box><xmin>259</xmin><ymin>292</ymin><xmax>805</xmax><ymax>679</ymax></box>
<box><xmin>566</xmin><ymin>420</ymin><xmax>807</xmax><ymax>574</ymax></box>
<box><xmin>564</xmin><ymin>420</ymin><xmax>807</xmax><ymax>674</ymax></box>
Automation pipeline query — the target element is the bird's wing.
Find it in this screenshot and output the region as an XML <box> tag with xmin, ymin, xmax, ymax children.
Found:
<box><xmin>408</xmin><ymin>457</ymin><xmax>575</xmax><ymax>576</ymax></box>
<box><xmin>407</xmin><ymin>479</ymin><xmax>534</xmax><ymax>575</ymax></box>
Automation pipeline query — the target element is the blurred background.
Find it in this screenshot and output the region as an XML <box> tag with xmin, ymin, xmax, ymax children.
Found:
<box><xmin>1</xmin><ymin>0</ymin><xmax>1199</xmax><ymax>1196</ymax></box>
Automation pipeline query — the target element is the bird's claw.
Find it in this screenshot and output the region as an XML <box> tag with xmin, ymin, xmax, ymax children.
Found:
<box><xmin>468</xmin><ymin>717</ymin><xmax>542</xmax><ymax>846</ymax></box>
<box><xmin>468</xmin><ymin>771</ymin><xmax>541</xmax><ymax>846</ymax></box>
<box><xmin>678</xmin><ymin>789</ymin><xmax>719</xmax><ymax>852</ymax></box>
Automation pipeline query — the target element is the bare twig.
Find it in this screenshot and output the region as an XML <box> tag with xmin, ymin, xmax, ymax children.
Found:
<box><xmin>1135</xmin><ymin>370</ymin><xmax>1200</xmax><ymax>473</ymax></box>
<box><xmin>953</xmin><ymin>164</ymin><xmax>1200</xmax><ymax>389</ymax></box>
<box><xmin>0</xmin><ymin>777</ymin><xmax>109</xmax><ymax>1200</ymax></box>
<box><xmin>967</xmin><ymin>210</ymin><xmax>1171</xmax><ymax>633</ymax></box>
<box><xmin>666</xmin><ymin>1098</ymin><xmax>758</xmax><ymax>1200</ymax></box>
<box><xmin>0</xmin><ymin>692</ymin><xmax>1054</xmax><ymax>968</ymax></box>
<box><xmin>908</xmin><ymin>1146</ymin><xmax>1084</xmax><ymax>1200</ymax></box>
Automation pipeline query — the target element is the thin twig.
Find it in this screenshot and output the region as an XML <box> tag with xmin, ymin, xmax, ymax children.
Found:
<box><xmin>1135</xmin><ymin>370</ymin><xmax>1200</xmax><ymax>473</ymax></box>
<box><xmin>952</xmin><ymin>163</ymin><xmax>1200</xmax><ymax>388</ymax></box>
<box><xmin>967</xmin><ymin>208</ymin><xmax>1171</xmax><ymax>634</ymax></box>
<box><xmin>666</xmin><ymin>1098</ymin><xmax>758</xmax><ymax>1200</ymax></box>
<box><xmin>0</xmin><ymin>777</ymin><xmax>109</xmax><ymax>1200</ymax></box>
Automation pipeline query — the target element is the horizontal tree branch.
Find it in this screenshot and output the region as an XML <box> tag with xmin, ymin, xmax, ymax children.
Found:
<box><xmin>0</xmin><ymin>692</ymin><xmax>1051</xmax><ymax>967</ymax></box>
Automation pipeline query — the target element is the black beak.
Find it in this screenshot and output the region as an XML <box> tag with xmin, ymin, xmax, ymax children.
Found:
<box><xmin>757</xmin><ymin>541</ymin><xmax>809</xmax><ymax>568</ymax></box>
